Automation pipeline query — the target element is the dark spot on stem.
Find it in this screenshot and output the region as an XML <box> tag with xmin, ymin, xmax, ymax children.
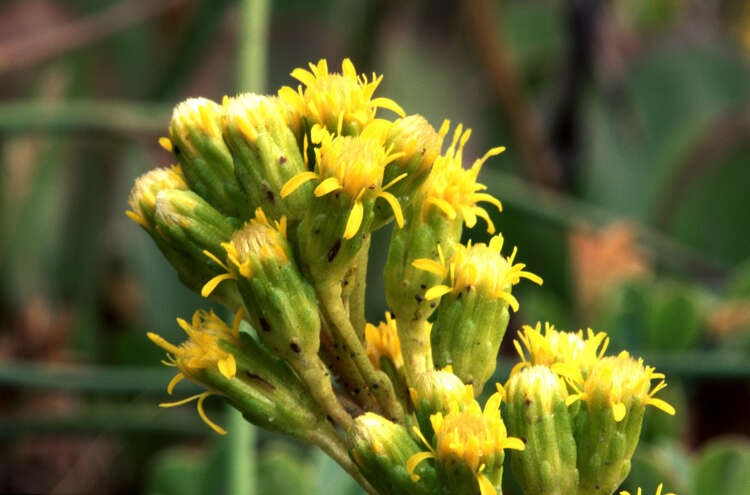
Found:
<box><xmin>290</xmin><ymin>342</ymin><xmax>301</xmax><ymax>353</ymax></box>
<box><xmin>279</xmin><ymin>155</ymin><xmax>287</xmax><ymax>164</ymax></box>
<box><xmin>328</xmin><ymin>239</ymin><xmax>341</xmax><ymax>262</ymax></box>
<box><xmin>414</xmin><ymin>294</ymin><xmax>423</xmax><ymax>303</ymax></box>
<box><xmin>260</xmin><ymin>318</ymin><xmax>272</xmax><ymax>332</ymax></box>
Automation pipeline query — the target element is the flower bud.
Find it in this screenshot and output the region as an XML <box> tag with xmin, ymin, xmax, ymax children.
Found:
<box><xmin>281</xmin><ymin>123</ymin><xmax>405</xmax><ymax>283</ymax></box>
<box><xmin>148</xmin><ymin>310</ymin><xmax>328</xmax><ymax>439</ymax></box>
<box><xmin>505</xmin><ymin>366</ymin><xmax>579</xmax><ymax>495</ymax></box>
<box><xmin>348</xmin><ymin>412</ymin><xmax>436</xmax><ymax>495</ymax></box>
<box><xmin>566</xmin><ymin>352</ymin><xmax>676</xmax><ymax>495</ymax></box>
<box><xmin>222</xmin><ymin>94</ymin><xmax>310</xmax><ymax>222</ymax></box>
<box><xmin>409</xmin><ymin>369</ymin><xmax>474</xmax><ymax>440</ymax></box>
<box><xmin>407</xmin><ymin>390</ymin><xmax>524</xmax><ymax>495</ymax></box>
<box><xmin>207</xmin><ymin>208</ymin><xmax>352</xmax><ymax>428</ymax></box>
<box><xmin>423</xmin><ymin>235</ymin><xmax>542</xmax><ymax>395</ymax></box>
<box><xmin>126</xmin><ymin>165</ymin><xmax>187</xmax><ymax>232</ymax></box>
<box><xmin>278</xmin><ymin>58</ymin><xmax>404</xmax><ymax>136</ymax></box>
<box><xmin>372</xmin><ymin>116</ymin><xmax>447</xmax><ymax>228</ymax></box>
<box><xmin>140</xmin><ymin>186</ymin><xmax>241</xmax><ymax>310</ymax></box>
<box><xmin>168</xmin><ymin>98</ymin><xmax>245</xmax><ymax>217</ymax></box>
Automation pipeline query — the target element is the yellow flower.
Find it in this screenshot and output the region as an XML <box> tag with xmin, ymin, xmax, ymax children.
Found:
<box><xmin>278</xmin><ymin>58</ymin><xmax>404</xmax><ymax>134</ymax></box>
<box><xmin>565</xmin><ymin>351</ymin><xmax>676</xmax><ymax>422</ymax></box>
<box><xmin>280</xmin><ymin>122</ymin><xmax>406</xmax><ymax>239</ymax></box>
<box><xmin>147</xmin><ymin>309</ymin><xmax>244</xmax><ymax>434</ymax></box>
<box><xmin>510</xmin><ymin>322</ymin><xmax>609</xmax><ymax>379</ymax></box>
<box><xmin>412</xmin><ymin>234</ymin><xmax>542</xmax><ymax>311</ymax></box>
<box><xmin>415</xmin><ymin>123</ymin><xmax>504</xmax><ymax>233</ymax></box>
<box><xmin>170</xmin><ymin>97</ymin><xmax>223</xmax><ymax>143</ymax></box>
<box><xmin>200</xmin><ymin>207</ymin><xmax>289</xmax><ymax>297</ymax></box>
<box><xmin>620</xmin><ymin>483</ymin><xmax>675</xmax><ymax>495</ymax></box>
<box><xmin>126</xmin><ymin>165</ymin><xmax>187</xmax><ymax>229</ymax></box>
<box><xmin>409</xmin><ymin>366</ymin><xmax>476</xmax><ymax>413</ymax></box>
<box><xmin>407</xmin><ymin>389</ymin><xmax>524</xmax><ymax>495</ymax></box>
<box><xmin>365</xmin><ymin>312</ymin><xmax>404</xmax><ymax>369</ymax></box>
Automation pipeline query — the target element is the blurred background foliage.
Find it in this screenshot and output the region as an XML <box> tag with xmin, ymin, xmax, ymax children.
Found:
<box><xmin>1</xmin><ymin>0</ymin><xmax>749</xmax><ymax>493</ymax></box>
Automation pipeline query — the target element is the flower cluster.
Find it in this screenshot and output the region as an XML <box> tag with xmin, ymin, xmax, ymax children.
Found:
<box><xmin>127</xmin><ymin>58</ymin><xmax>677</xmax><ymax>495</ymax></box>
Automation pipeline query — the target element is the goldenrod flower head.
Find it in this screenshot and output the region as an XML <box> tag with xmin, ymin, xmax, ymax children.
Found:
<box><xmin>365</xmin><ymin>312</ymin><xmax>404</xmax><ymax>369</ymax></box>
<box><xmin>170</xmin><ymin>97</ymin><xmax>223</xmax><ymax>144</ymax></box>
<box><xmin>413</xmin><ymin>234</ymin><xmax>542</xmax><ymax>311</ymax></box>
<box><xmin>409</xmin><ymin>367</ymin><xmax>475</xmax><ymax>413</ymax></box>
<box><xmin>511</xmin><ymin>322</ymin><xmax>608</xmax><ymax>379</ymax></box>
<box><xmin>200</xmin><ymin>208</ymin><xmax>289</xmax><ymax>297</ymax></box>
<box><xmin>407</xmin><ymin>390</ymin><xmax>524</xmax><ymax>495</ymax></box>
<box><xmin>126</xmin><ymin>165</ymin><xmax>187</xmax><ymax>229</ymax></box>
<box><xmin>279</xmin><ymin>58</ymin><xmax>404</xmax><ymax>134</ymax></box>
<box><xmin>566</xmin><ymin>351</ymin><xmax>676</xmax><ymax>422</ymax></box>
<box><xmin>505</xmin><ymin>365</ymin><xmax>568</xmax><ymax>414</ymax></box>
<box><xmin>147</xmin><ymin>309</ymin><xmax>244</xmax><ymax>435</ymax></box>
<box><xmin>621</xmin><ymin>483</ymin><xmax>675</xmax><ymax>495</ymax></box>
<box><xmin>222</xmin><ymin>93</ymin><xmax>289</xmax><ymax>144</ymax></box>
<box><xmin>387</xmin><ymin>115</ymin><xmax>448</xmax><ymax>176</ymax></box>
<box><xmin>280</xmin><ymin>121</ymin><xmax>405</xmax><ymax>239</ymax></box>
<box><xmin>416</xmin><ymin>124</ymin><xmax>504</xmax><ymax>233</ymax></box>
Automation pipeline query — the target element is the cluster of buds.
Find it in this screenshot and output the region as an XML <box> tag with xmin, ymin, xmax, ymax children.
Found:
<box><xmin>128</xmin><ymin>58</ymin><xmax>675</xmax><ymax>495</ymax></box>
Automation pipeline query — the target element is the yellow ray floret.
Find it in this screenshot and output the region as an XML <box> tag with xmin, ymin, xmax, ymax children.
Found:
<box><xmin>416</xmin><ymin>123</ymin><xmax>505</xmax><ymax>233</ymax></box>
<box><xmin>565</xmin><ymin>351</ymin><xmax>676</xmax><ymax>422</ymax></box>
<box><xmin>222</xmin><ymin>93</ymin><xmax>289</xmax><ymax>144</ymax></box>
<box><xmin>147</xmin><ymin>309</ymin><xmax>244</xmax><ymax>434</ymax></box>
<box><xmin>407</xmin><ymin>389</ymin><xmax>524</xmax><ymax>495</ymax></box>
<box><xmin>280</xmin><ymin>122</ymin><xmax>406</xmax><ymax>239</ymax></box>
<box><xmin>365</xmin><ymin>312</ymin><xmax>404</xmax><ymax>369</ymax></box>
<box><xmin>278</xmin><ymin>58</ymin><xmax>404</xmax><ymax>133</ymax></box>
<box><xmin>170</xmin><ymin>97</ymin><xmax>223</xmax><ymax>141</ymax></box>
<box><xmin>510</xmin><ymin>322</ymin><xmax>609</xmax><ymax>379</ymax></box>
<box><xmin>201</xmin><ymin>208</ymin><xmax>289</xmax><ymax>296</ymax></box>
<box><xmin>126</xmin><ymin>165</ymin><xmax>187</xmax><ymax>229</ymax></box>
<box><xmin>412</xmin><ymin>235</ymin><xmax>542</xmax><ymax>311</ymax></box>
<box><xmin>620</xmin><ymin>484</ymin><xmax>675</xmax><ymax>495</ymax></box>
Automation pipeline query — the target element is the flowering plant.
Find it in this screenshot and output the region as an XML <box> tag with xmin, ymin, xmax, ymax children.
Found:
<box><xmin>128</xmin><ymin>59</ymin><xmax>675</xmax><ymax>495</ymax></box>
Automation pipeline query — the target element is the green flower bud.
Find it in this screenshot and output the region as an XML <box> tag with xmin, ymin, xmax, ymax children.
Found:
<box><xmin>222</xmin><ymin>94</ymin><xmax>310</xmax><ymax>222</ymax></box>
<box><xmin>168</xmin><ymin>98</ymin><xmax>245</xmax><ymax>217</ymax></box>
<box><xmin>372</xmin><ymin>115</ymin><xmax>447</xmax><ymax>228</ymax></box>
<box><xmin>207</xmin><ymin>208</ymin><xmax>352</xmax><ymax>428</ymax></box>
<box><xmin>409</xmin><ymin>369</ymin><xmax>474</xmax><ymax>441</ymax></box>
<box><xmin>505</xmin><ymin>366</ymin><xmax>579</xmax><ymax>495</ymax></box>
<box><xmin>348</xmin><ymin>412</ymin><xmax>436</xmax><ymax>495</ymax></box>
<box><xmin>566</xmin><ymin>352</ymin><xmax>676</xmax><ymax>495</ymax></box>
<box><xmin>280</xmin><ymin>122</ymin><xmax>405</xmax><ymax>284</ymax></box>
<box><xmin>148</xmin><ymin>309</ymin><xmax>327</xmax><ymax>439</ymax></box>
<box><xmin>424</xmin><ymin>235</ymin><xmax>542</xmax><ymax>395</ymax></box>
<box><xmin>150</xmin><ymin>189</ymin><xmax>242</xmax><ymax>310</ymax></box>
<box><xmin>126</xmin><ymin>165</ymin><xmax>188</xmax><ymax>232</ymax></box>
<box><xmin>407</xmin><ymin>390</ymin><xmax>525</xmax><ymax>495</ymax></box>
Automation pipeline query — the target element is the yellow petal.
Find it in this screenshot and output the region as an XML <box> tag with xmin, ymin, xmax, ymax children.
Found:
<box><xmin>197</xmin><ymin>393</ymin><xmax>227</xmax><ymax>435</ymax></box>
<box><xmin>406</xmin><ymin>452</ymin><xmax>434</xmax><ymax>482</ymax></box>
<box><xmin>424</xmin><ymin>285</ymin><xmax>452</xmax><ymax>301</ymax></box>
<box><xmin>343</xmin><ymin>201</ymin><xmax>364</xmax><ymax>239</ymax></box>
<box><xmin>520</xmin><ymin>271</ymin><xmax>544</xmax><ymax>286</ymax></box>
<box><xmin>377</xmin><ymin>191</ymin><xmax>404</xmax><ymax>228</ymax></box>
<box><xmin>426</xmin><ymin>197</ymin><xmax>457</xmax><ymax>219</ymax></box>
<box><xmin>371</xmin><ymin>97</ymin><xmax>406</xmax><ymax>117</ymax></box>
<box><xmin>217</xmin><ymin>355</ymin><xmax>237</xmax><ymax>379</ymax></box>
<box><xmin>647</xmin><ymin>398</ymin><xmax>676</xmax><ymax>416</ymax></box>
<box><xmin>147</xmin><ymin>332</ymin><xmax>180</xmax><ymax>355</ymax></box>
<box><xmin>203</xmin><ymin>249</ymin><xmax>230</xmax><ymax>271</ymax></box>
<box><xmin>474</xmin><ymin>207</ymin><xmax>496</xmax><ymax>234</ymax></box>
<box><xmin>411</xmin><ymin>258</ymin><xmax>447</xmax><ymax>277</ymax></box>
<box><xmin>612</xmin><ymin>402</ymin><xmax>627</xmax><ymax>422</ymax></box>
<box><xmin>314</xmin><ymin>177</ymin><xmax>342</xmax><ymax>197</ymax></box>
<box><xmin>158</xmin><ymin>137</ymin><xmax>173</xmax><ymax>152</ymax></box>
<box><xmin>565</xmin><ymin>393</ymin><xmax>585</xmax><ymax>407</ymax></box>
<box><xmin>342</xmin><ymin>58</ymin><xmax>356</xmax><ymax>78</ymax></box>
<box><xmin>502</xmin><ymin>436</ymin><xmax>526</xmax><ymax>451</ymax></box>
<box><xmin>290</xmin><ymin>68</ymin><xmax>316</xmax><ymax>87</ymax></box>
<box><xmin>125</xmin><ymin>210</ymin><xmax>149</xmax><ymax>228</ymax></box>
<box><xmin>495</xmin><ymin>290</ymin><xmax>520</xmax><ymax>312</ymax></box>
<box><xmin>167</xmin><ymin>372</ymin><xmax>185</xmax><ymax>395</ymax></box>
<box><xmin>278</xmin><ymin>86</ymin><xmax>304</xmax><ymax>108</ymax></box>
<box><xmin>281</xmin><ymin>171</ymin><xmax>318</xmax><ymax>198</ymax></box>
<box><xmin>201</xmin><ymin>273</ymin><xmax>235</xmax><ymax>298</ymax></box>
<box><xmin>159</xmin><ymin>393</ymin><xmax>203</xmax><ymax>408</ymax></box>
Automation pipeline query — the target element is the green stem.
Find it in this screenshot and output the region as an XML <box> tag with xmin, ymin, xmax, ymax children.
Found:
<box><xmin>318</xmin><ymin>279</ymin><xmax>405</xmax><ymax>424</ymax></box>
<box><xmin>347</xmin><ymin>234</ymin><xmax>370</xmax><ymax>339</ymax></box>
<box><xmin>238</xmin><ymin>0</ymin><xmax>270</xmax><ymax>93</ymax></box>
<box><xmin>398</xmin><ymin>318</ymin><xmax>433</xmax><ymax>387</ymax></box>
<box><xmin>227</xmin><ymin>407</ymin><xmax>255</xmax><ymax>495</ymax></box>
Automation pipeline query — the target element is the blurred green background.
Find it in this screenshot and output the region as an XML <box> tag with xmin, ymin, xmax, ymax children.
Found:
<box><xmin>2</xmin><ymin>0</ymin><xmax>750</xmax><ymax>494</ymax></box>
